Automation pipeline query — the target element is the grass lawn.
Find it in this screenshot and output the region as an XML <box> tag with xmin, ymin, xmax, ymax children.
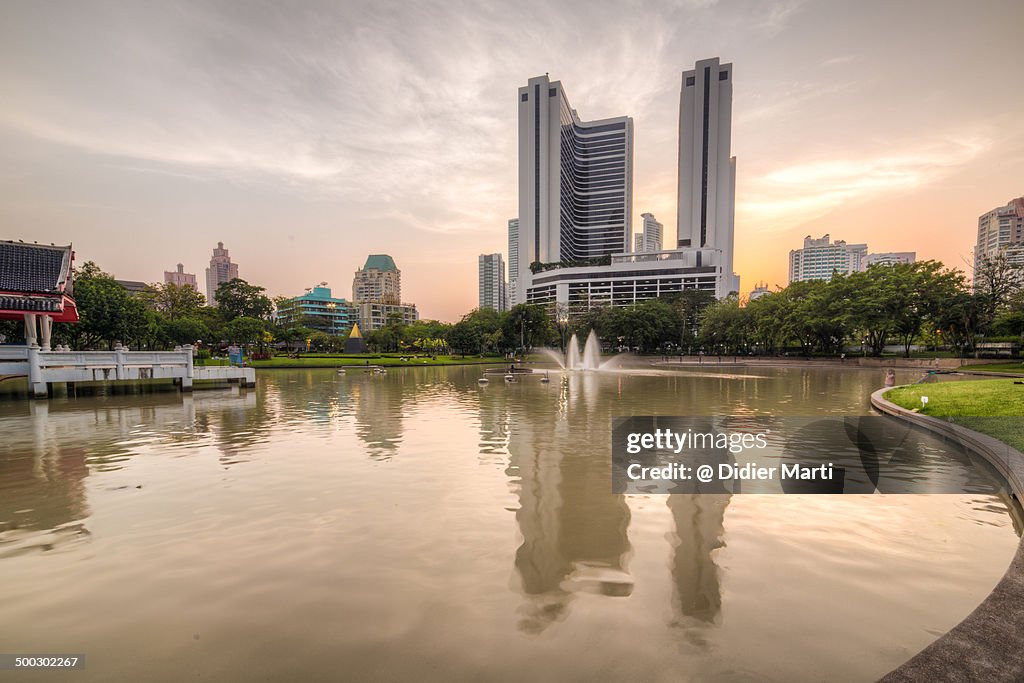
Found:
<box><xmin>962</xmin><ymin>361</ymin><xmax>1024</xmax><ymax>374</ymax></box>
<box><xmin>886</xmin><ymin>379</ymin><xmax>1024</xmax><ymax>451</ymax></box>
<box><xmin>201</xmin><ymin>354</ymin><xmax>507</xmax><ymax>368</ymax></box>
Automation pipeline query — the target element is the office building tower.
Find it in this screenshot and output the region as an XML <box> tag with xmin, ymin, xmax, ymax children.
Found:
<box><xmin>164</xmin><ymin>263</ymin><xmax>198</xmax><ymax>289</ymax></box>
<box><xmin>788</xmin><ymin>234</ymin><xmax>868</xmax><ymax>283</ymax></box>
<box><xmin>352</xmin><ymin>254</ymin><xmax>401</xmax><ymax>304</ymax></box>
<box><xmin>516</xmin><ymin>73</ymin><xmax>633</xmax><ymax>292</ymax></box>
<box><xmin>975</xmin><ymin>197</ymin><xmax>1024</xmax><ymax>269</ymax></box>
<box><xmin>507</xmin><ymin>218</ymin><xmax>519</xmax><ymax>306</ymax></box>
<box><xmin>678</xmin><ymin>57</ymin><xmax>738</xmax><ymax>294</ymax></box>
<box><xmin>205</xmin><ymin>242</ymin><xmax>239</xmax><ymax>305</ymax></box>
<box><xmin>634</xmin><ymin>212</ymin><xmax>664</xmax><ymax>253</ymax></box>
<box><xmin>478</xmin><ymin>253</ymin><xmax>508</xmax><ymax>312</ymax></box>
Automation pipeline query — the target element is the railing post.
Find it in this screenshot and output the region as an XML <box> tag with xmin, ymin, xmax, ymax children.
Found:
<box><xmin>181</xmin><ymin>344</ymin><xmax>194</xmax><ymax>391</ymax></box>
<box><xmin>26</xmin><ymin>346</ymin><xmax>47</xmax><ymax>398</ymax></box>
<box><xmin>115</xmin><ymin>344</ymin><xmax>126</xmax><ymax>380</ymax></box>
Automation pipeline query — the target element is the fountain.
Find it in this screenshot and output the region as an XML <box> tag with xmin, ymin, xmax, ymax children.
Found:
<box><xmin>566</xmin><ymin>333</ymin><xmax>582</xmax><ymax>371</ymax></box>
<box><xmin>541</xmin><ymin>330</ymin><xmax>614</xmax><ymax>371</ymax></box>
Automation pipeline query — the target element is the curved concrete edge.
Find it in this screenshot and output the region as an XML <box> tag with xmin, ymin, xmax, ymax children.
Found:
<box><xmin>872</xmin><ymin>386</ymin><xmax>1024</xmax><ymax>682</ymax></box>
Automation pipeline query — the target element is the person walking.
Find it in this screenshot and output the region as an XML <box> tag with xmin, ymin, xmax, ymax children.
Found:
<box><xmin>884</xmin><ymin>369</ymin><xmax>896</xmax><ymax>388</ymax></box>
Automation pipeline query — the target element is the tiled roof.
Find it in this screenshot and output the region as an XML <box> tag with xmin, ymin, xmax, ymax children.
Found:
<box><xmin>0</xmin><ymin>294</ymin><xmax>63</xmax><ymax>313</ymax></box>
<box><xmin>362</xmin><ymin>254</ymin><xmax>397</xmax><ymax>272</ymax></box>
<box><xmin>0</xmin><ymin>241</ymin><xmax>73</xmax><ymax>294</ymax></box>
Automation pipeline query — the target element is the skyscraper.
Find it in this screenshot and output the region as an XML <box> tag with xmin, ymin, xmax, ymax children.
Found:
<box><xmin>352</xmin><ymin>254</ymin><xmax>401</xmax><ymax>304</ymax></box>
<box><xmin>164</xmin><ymin>263</ymin><xmax>197</xmax><ymax>289</ymax></box>
<box><xmin>678</xmin><ymin>57</ymin><xmax>738</xmax><ymax>294</ymax></box>
<box><xmin>478</xmin><ymin>253</ymin><xmax>508</xmax><ymax>312</ymax></box>
<box><xmin>507</xmin><ymin>218</ymin><xmax>519</xmax><ymax>306</ymax></box>
<box><xmin>351</xmin><ymin>254</ymin><xmax>418</xmax><ymax>331</ymax></box>
<box><xmin>205</xmin><ymin>242</ymin><xmax>239</xmax><ymax>305</ymax></box>
<box><xmin>634</xmin><ymin>212</ymin><xmax>664</xmax><ymax>253</ymax></box>
<box><xmin>516</xmin><ymin>74</ymin><xmax>633</xmax><ymax>291</ymax></box>
<box><xmin>975</xmin><ymin>197</ymin><xmax>1024</xmax><ymax>269</ymax></box>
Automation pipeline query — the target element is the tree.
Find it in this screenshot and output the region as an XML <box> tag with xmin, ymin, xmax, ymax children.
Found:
<box><xmin>501</xmin><ymin>304</ymin><xmax>555</xmax><ymax>352</ymax></box>
<box><xmin>142</xmin><ymin>282</ymin><xmax>206</xmax><ymax>320</ymax></box>
<box><xmin>221</xmin><ymin>316</ymin><xmax>266</xmax><ymax>346</ymax></box>
<box><xmin>58</xmin><ymin>266</ymin><xmax>149</xmax><ymax>350</ymax></box>
<box><xmin>215</xmin><ymin>279</ymin><xmax>272</xmax><ymax>322</ymax></box>
<box><xmin>973</xmin><ymin>253</ymin><xmax>1022</xmax><ymax>333</ymax></box>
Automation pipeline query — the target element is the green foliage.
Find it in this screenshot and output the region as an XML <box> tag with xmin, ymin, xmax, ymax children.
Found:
<box><xmin>142</xmin><ymin>282</ymin><xmax>206</xmax><ymax>320</ymax></box>
<box><xmin>221</xmin><ymin>316</ymin><xmax>266</xmax><ymax>345</ymax></box>
<box><xmin>529</xmin><ymin>256</ymin><xmax>612</xmax><ymax>274</ymax></box>
<box><xmin>59</xmin><ymin>268</ymin><xmax>149</xmax><ymax>349</ymax></box>
<box><xmin>215</xmin><ymin>278</ymin><xmax>272</xmax><ymax>322</ymax></box>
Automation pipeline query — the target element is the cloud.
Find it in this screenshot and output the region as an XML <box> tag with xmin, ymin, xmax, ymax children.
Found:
<box><xmin>739</xmin><ymin>135</ymin><xmax>990</xmax><ymax>228</ymax></box>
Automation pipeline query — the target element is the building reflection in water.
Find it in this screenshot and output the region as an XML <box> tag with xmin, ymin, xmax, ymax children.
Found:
<box><xmin>0</xmin><ymin>390</ymin><xmax>260</xmax><ymax>556</ymax></box>
<box><xmin>0</xmin><ymin>402</ymin><xmax>90</xmax><ymax>555</ymax></box>
<box><xmin>667</xmin><ymin>493</ymin><xmax>728</xmax><ymax>627</ymax></box>
<box><xmin>498</xmin><ymin>372</ymin><xmax>632</xmax><ymax>634</ymax></box>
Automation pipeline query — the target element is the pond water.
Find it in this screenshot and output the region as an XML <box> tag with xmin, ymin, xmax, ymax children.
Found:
<box><xmin>0</xmin><ymin>365</ymin><xmax>1019</xmax><ymax>682</ymax></box>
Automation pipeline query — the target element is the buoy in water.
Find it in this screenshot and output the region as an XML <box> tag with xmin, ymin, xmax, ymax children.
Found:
<box><xmin>478</xmin><ymin>377</ymin><xmax>489</xmax><ymax>385</ymax></box>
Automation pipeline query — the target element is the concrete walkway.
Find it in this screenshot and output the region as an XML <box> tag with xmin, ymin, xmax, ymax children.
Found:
<box><xmin>872</xmin><ymin>387</ymin><xmax>1024</xmax><ymax>682</ymax></box>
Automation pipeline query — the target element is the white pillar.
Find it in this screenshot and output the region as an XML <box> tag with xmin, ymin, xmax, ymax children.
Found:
<box><xmin>23</xmin><ymin>313</ymin><xmax>38</xmax><ymax>347</ymax></box>
<box><xmin>181</xmin><ymin>344</ymin><xmax>194</xmax><ymax>391</ymax></box>
<box><xmin>39</xmin><ymin>315</ymin><xmax>52</xmax><ymax>351</ymax></box>
<box><xmin>27</xmin><ymin>346</ymin><xmax>47</xmax><ymax>398</ymax></box>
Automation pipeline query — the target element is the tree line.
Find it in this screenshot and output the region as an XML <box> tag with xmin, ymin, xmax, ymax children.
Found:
<box><xmin>1</xmin><ymin>255</ymin><xmax>1021</xmax><ymax>359</ymax></box>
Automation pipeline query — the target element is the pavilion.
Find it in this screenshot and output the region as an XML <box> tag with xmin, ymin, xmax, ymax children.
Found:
<box><xmin>0</xmin><ymin>240</ymin><xmax>79</xmax><ymax>350</ymax></box>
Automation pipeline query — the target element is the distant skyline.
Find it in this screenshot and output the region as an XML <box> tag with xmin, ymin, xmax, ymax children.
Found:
<box><xmin>2</xmin><ymin>1</ymin><xmax>1022</xmax><ymax>320</ymax></box>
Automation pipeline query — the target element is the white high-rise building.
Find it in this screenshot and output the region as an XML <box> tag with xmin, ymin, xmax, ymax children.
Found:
<box><xmin>975</xmin><ymin>197</ymin><xmax>1024</xmax><ymax>269</ymax></box>
<box><xmin>634</xmin><ymin>212</ymin><xmax>663</xmax><ymax>253</ymax></box>
<box><xmin>507</xmin><ymin>218</ymin><xmax>519</xmax><ymax>306</ymax></box>
<box><xmin>789</xmin><ymin>234</ymin><xmax>868</xmax><ymax>283</ymax></box>
<box><xmin>677</xmin><ymin>57</ymin><xmax>739</xmax><ymax>295</ymax></box>
<box><xmin>516</xmin><ymin>74</ymin><xmax>633</xmax><ymax>292</ymax></box>
<box><xmin>478</xmin><ymin>253</ymin><xmax>508</xmax><ymax>312</ymax></box>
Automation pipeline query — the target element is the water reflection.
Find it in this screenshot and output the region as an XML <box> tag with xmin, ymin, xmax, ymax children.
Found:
<box><xmin>503</xmin><ymin>373</ymin><xmax>633</xmax><ymax>633</ymax></box>
<box><xmin>667</xmin><ymin>494</ymin><xmax>728</xmax><ymax>626</ymax></box>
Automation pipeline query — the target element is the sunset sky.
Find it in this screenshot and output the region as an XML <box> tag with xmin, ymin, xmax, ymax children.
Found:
<box><xmin>2</xmin><ymin>0</ymin><xmax>1023</xmax><ymax>321</ymax></box>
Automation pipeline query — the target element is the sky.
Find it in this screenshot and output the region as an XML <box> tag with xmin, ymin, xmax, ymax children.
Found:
<box><xmin>1</xmin><ymin>0</ymin><xmax>1023</xmax><ymax>322</ymax></box>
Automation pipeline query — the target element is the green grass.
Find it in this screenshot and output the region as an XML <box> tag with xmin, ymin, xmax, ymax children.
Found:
<box><xmin>201</xmin><ymin>354</ymin><xmax>507</xmax><ymax>368</ymax></box>
<box><xmin>886</xmin><ymin>379</ymin><xmax>1024</xmax><ymax>452</ymax></box>
<box><xmin>962</xmin><ymin>362</ymin><xmax>1024</xmax><ymax>374</ymax></box>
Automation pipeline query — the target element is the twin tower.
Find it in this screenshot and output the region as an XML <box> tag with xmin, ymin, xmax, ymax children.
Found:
<box><xmin>514</xmin><ymin>58</ymin><xmax>738</xmax><ymax>307</ymax></box>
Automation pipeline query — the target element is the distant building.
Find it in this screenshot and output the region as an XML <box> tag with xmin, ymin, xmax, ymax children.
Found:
<box><xmin>352</xmin><ymin>254</ymin><xmax>401</xmax><ymax>304</ymax></box>
<box><xmin>507</xmin><ymin>218</ymin><xmax>519</xmax><ymax>306</ymax></box>
<box><xmin>478</xmin><ymin>253</ymin><xmax>508</xmax><ymax>312</ymax></box>
<box><xmin>356</xmin><ymin>301</ymin><xmax>419</xmax><ymax>331</ymax></box>
<box><xmin>748</xmin><ymin>282</ymin><xmax>771</xmax><ymax>301</ymax></box>
<box><xmin>205</xmin><ymin>242</ymin><xmax>239</xmax><ymax>305</ymax></box>
<box><xmin>975</xmin><ymin>197</ymin><xmax>1024</xmax><ymax>270</ymax></box>
<box><xmin>788</xmin><ymin>234</ymin><xmax>867</xmax><ymax>283</ymax></box>
<box><xmin>275</xmin><ymin>285</ymin><xmax>356</xmax><ymax>335</ymax></box>
<box><xmin>351</xmin><ymin>254</ymin><xmax>418</xmax><ymax>330</ymax></box>
<box><xmin>115</xmin><ymin>279</ymin><xmax>148</xmax><ymax>295</ymax></box>
<box><xmin>164</xmin><ymin>263</ymin><xmax>198</xmax><ymax>289</ymax></box>
<box><xmin>866</xmin><ymin>252</ymin><xmax>916</xmax><ymax>267</ymax></box>
<box><xmin>634</xmin><ymin>213</ymin><xmax>664</xmax><ymax>254</ymax></box>
<box><xmin>678</xmin><ymin>57</ymin><xmax>739</xmax><ymax>294</ymax></box>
